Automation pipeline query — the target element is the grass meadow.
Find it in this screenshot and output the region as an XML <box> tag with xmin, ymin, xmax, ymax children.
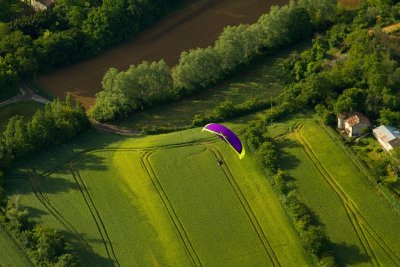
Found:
<box><xmin>0</xmin><ymin>225</ymin><xmax>33</xmax><ymax>266</ymax></box>
<box><xmin>4</xmin><ymin>127</ymin><xmax>311</xmax><ymax>266</ymax></box>
<box><xmin>271</xmin><ymin>115</ymin><xmax>400</xmax><ymax>266</ymax></box>
<box><xmin>113</xmin><ymin>41</ymin><xmax>310</xmax><ymax>129</ymax></box>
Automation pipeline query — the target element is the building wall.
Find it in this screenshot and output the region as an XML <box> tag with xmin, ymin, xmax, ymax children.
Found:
<box><xmin>346</xmin><ymin>123</ymin><xmax>369</xmax><ymax>137</ymax></box>
<box><xmin>372</xmin><ymin>131</ymin><xmax>393</xmax><ymax>151</ymax></box>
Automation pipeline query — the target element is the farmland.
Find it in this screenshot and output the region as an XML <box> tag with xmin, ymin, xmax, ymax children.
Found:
<box><xmin>113</xmin><ymin>41</ymin><xmax>309</xmax><ymax>129</ymax></box>
<box><xmin>36</xmin><ymin>0</ymin><xmax>288</xmax><ymax>108</ymax></box>
<box><xmin>0</xmin><ymin>226</ymin><xmax>33</xmax><ymax>266</ymax></box>
<box><xmin>269</xmin><ymin>115</ymin><xmax>400</xmax><ymax>266</ymax></box>
<box><xmin>4</xmin><ymin>127</ymin><xmax>311</xmax><ymax>266</ymax></box>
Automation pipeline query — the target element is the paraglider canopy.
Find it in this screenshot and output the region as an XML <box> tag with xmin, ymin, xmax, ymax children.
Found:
<box><xmin>202</xmin><ymin>123</ymin><xmax>245</xmax><ymax>159</ymax></box>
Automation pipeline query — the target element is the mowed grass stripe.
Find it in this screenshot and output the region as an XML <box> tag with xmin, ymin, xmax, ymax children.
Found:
<box><xmin>4</xmin><ymin>172</ymin><xmax>113</xmax><ymax>266</ymax></box>
<box><xmin>294</xmin><ymin>127</ymin><xmax>380</xmax><ymax>266</ymax></box>
<box><xmin>5</xmin><ymin>128</ymin><xmax>310</xmax><ymax>266</ymax></box>
<box><xmin>140</xmin><ymin>150</ymin><xmax>202</xmax><ymax>266</ymax></box>
<box><xmin>207</xmin><ymin>145</ymin><xmax>280</xmax><ymax>266</ymax></box>
<box><xmin>149</xmin><ymin>145</ymin><xmax>272</xmax><ymax>266</ymax></box>
<box><xmin>27</xmin><ymin>172</ymin><xmax>100</xmax><ymax>266</ymax></box>
<box><xmin>296</xmin><ymin>120</ymin><xmax>400</xmax><ymax>265</ymax></box>
<box><xmin>0</xmin><ymin>225</ymin><xmax>33</xmax><ymax>267</ymax></box>
<box><xmin>71</xmin><ymin>168</ymin><xmax>120</xmax><ymax>266</ymax></box>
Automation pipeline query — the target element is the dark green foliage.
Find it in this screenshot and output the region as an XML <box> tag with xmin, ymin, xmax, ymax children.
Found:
<box><xmin>255</xmin><ymin>141</ymin><xmax>279</xmax><ymax>173</ymax></box>
<box><xmin>0</xmin><ymin>96</ymin><xmax>90</xmax><ymax>169</ymax></box>
<box><xmin>371</xmin><ymin>159</ymin><xmax>389</xmax><ymax>181</ymax></box>
<box><xmin>0</xmin><ymin>0</ymin><xmax>24</xmax><ymax>23</ymax></box>
<box><xmin>0</xmin><ymin>0</ymin><xmax>189</xmax><ymax>98</ymax></box>
<box><xmin>95</xmin><ymin>0</ymin><xmax>321</xmax><ymax>122</ymax></box>
<box><xmin>214</xmin><ymin>24</ymin><xmax>263</xmax><ymax>73</ymax></box>
<box><xmin>281</xmin><ymin>2</ymin><xmax>400</xmax><ymax>125</ymax></box>
<box><xmin>172</xmin><ymin>47</ymin><xmax>223</xmax><ymax>95</ymax></box>
<box><xmin>191</xmin><ymin>98</ymin><xmax>270</xmax><ymax>127</ymax></box>
<box><xmin>243</xmin><ymin>122</ymin><xmax>267</xmax><ymax>152</ymax></box>
<box><xmin>379</xmin><ymin>108</ymin><xmax>400</xmax><ymax>126</ymax></box>
<box><xmin>0</xmin><ymin>195</ymin><xmax>78</xmax><ymax>265</ymax></box>
<box><xmin>91</xmin><ymin>60</ymin><xmax>173</xmax><ymax>122</ymax></box>
<box><xmin>273</xmin><ymin>170</ymin><xmax>289</xmax><ymax>194</ymax></box>
<box><xmin>245</xmin><ymin>122</ymin><xmax>336</xmax><ymax>265</ymax></box>
<box><xmin>334</xmin><ymin>88</ymin><xmax>367</xmax><ymax>114</ymax></box>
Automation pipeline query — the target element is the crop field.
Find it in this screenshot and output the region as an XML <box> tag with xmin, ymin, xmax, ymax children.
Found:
<box><xmin>113</xmin><ymin>41</ymin><xmax>309</xmax><ymax>129</ymax></box>
<box><xmin>0</xmin><ymin>101</ymin><xmax>43</xmax><ymax>130</ymax></box>
<box><xmin>35</xmin><ymin>0</ymin><xmax>288</xmax><ymax>108</ymax></box>
<box><xmin>4</xmin><ymin>127</ymin><xmax>311</xmax><ymax>266</ymax></box>
<box><xmin>269</xmin><ymin>115</ymin><xmax>400</xmax><ymax>266</ymax></box>
<box><xmin>0</xmin><ymin>226</ymin><xmax>33</xmax><ymax>266</ymax></box>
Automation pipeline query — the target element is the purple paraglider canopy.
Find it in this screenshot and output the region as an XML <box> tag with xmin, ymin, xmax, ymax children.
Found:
<box><xmin>202</xmin><ymin>123</ymin><xmax>245</xmax><ymax>159</ymax></box>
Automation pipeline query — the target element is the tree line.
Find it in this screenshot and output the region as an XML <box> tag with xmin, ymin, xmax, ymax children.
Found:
<box><xmin>0</xmin><ymin>0</ymin><xmax>189</xmax><ymax>100</ymax></box>
<box><xmin>280</xmin><ymin>0</ymin><xmax>400</xmax><ymax>126</ymax></box>
<box><xmin>261</xmin><ymin>0</ymin><xmax>400</xmax><ymax>200</ymax></box>
<box><xmin>0</xmin><ymin>97</ymin><xmax>91</xmax><ymax>265</ymax></box>
<box><xmin>91</xmin><ymin>0</ymin><xmax>338</xmax><ymax>122</ymax></box>
<box><xmin>243</xmin><ymin>122</ymin><xmax>336</xmax><ymax>266</ymax></box>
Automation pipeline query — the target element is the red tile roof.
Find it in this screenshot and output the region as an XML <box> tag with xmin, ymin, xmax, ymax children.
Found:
<box><xmin>344</xmin><ymin>112</ymin><xmax>370</xmax><ymax>127</ymax></box>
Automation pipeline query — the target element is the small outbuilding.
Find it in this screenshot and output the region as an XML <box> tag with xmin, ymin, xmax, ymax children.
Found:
<box><xmin>337</xmin><ymin>112</ymin><xmax>371</xmax><ymax>137</ymax></box>
<box><xmin>373</xmin><ymin>125</ymin><xmax>400</xmax><ymax>151</ymax></box>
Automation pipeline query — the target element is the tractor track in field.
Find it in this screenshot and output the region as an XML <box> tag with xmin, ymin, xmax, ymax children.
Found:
<box><xmin>70</xmin><ymin>168</ymin><xmax>120</xmax><ymax>267</ymax></box>
<box><xmin>139</xmin><ymin>151</ymin><xmax>202</xmax><ymax>267</ymax></box>
<box><xmin>8</xmin><ymin>138</ymin><xmax>217</xmax><ymax>179</ymax></box>
<box><xmin>205</xmin><ymin>145</ymin><xmax>281</xmax><ymax>267</ymax></box>
<box><xmin>27</xmin><ymin>172</ymin><xmax>100</xmax><ymax>266</ymax></box>
<box><xmin>293</xmin><ymin>125</ymin><xmax>400</xmax><ymax>266</ymax></box>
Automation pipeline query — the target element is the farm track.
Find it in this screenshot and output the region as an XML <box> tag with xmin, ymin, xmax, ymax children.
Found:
<box><xmin>70</xmin><ymin>168</ymin><xmax>120</xmax><ymax>267</ymax></box>
<box><xmin>205</xmin><ymin>145</ymin><xmax>280</xmax><ymax>267</ymax></box>
<box><xmin>14</xmin><ymin>137</ymin><xmax>280</xmax><ymax>266</ymax></box>
<box><xmin>3</xmin><ymin>137</ymin><xmax>217</xmax><ymax>180</ymax></box>
<box><xmin>293</xmin><ymin>124</ymin><xmax>400</xmax><ymax>266</ymax></box>
<box><xmin>140</xmin><ymin>151</ymin><xmax>202</xmax><ymax>266</ymax></box>
<box><xmin>27</xmin><ymin>172</ymin><xmax>99</xmax><ymax>266</ymax></box>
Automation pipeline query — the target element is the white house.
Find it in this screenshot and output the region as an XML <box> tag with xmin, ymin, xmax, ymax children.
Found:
<box><xmin>28</xmin><ymin>0</ymin><xmax>55</xmax><ymax>11</ymax></box>
<box><xmin>338</xmin><ymin>112</ymin><xmax>371</xmax><ymax>137</ymax></box>
<box><xmin>373</xmin><ymin>125</ymin><xmax>400</xmax><ymax>151</ymax></box>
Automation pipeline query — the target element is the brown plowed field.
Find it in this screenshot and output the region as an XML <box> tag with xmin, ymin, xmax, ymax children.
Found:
<box><xmin>36</xmin><ymin>0</ymin><xmax>286</xmax><ymax>108</ymax></box>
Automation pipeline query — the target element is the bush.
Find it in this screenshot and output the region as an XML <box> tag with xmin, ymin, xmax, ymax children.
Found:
<box><xmin>172</xmin><ymin>47</ymin><xmax>223</xmax><ymax>95</ymax></box>
<box><xmin>91</xmin><ymin>60</ymin><xmax>173</xmax><ymax>122</ymax></box>
<box><xmin>255</xmin><ymin>141</ymin><xmax>279</xmax><ymax>173</ymax></box>
<box><xmin>245</xmin><ymin>121</ymin><xmax>336</xmax><ymax>265</ymax></box>
<box><xmin>273</xmin><ymin>170</ymin><xmax>289</xmax><ymax>194</ymax></box>
<box><xmin>0</xmin><ymin>195</ymin><xmax>77</xmax><ymax>265</ymax></box>
<box><xmin>1</xmin><ymin>96</ymin><xmax>90</xmax><ymax>169</ymax></box>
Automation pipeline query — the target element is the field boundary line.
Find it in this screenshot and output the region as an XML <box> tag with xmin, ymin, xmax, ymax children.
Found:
<box><xmin>70</xmin><ymin>168</ymin><xmax>120</xmax><ymax>267</ymax></box>
<box><xmin>140</xmin><ymin>151</ymin><xmax>202</xmax><ymax>267</ymax></box>
<box><xmin>205</xmin><ymin>144</ymin><xmax>280</xmax><ymax>267</ymax></box>
<box><xmin>22</xmin><ymin>138</ymin><xmax>217</xmax><ymax>179</ymax></box>
<box><xmin>320</xmin><ymin>123</ymin><xmax>400</xmax><ymax>216</ymax></box>
<box><xmin>27</xmin><ymin>171</ymin><xmax>99</xmax><ymax>266</ymax></box>
<box><xmin>293</xmin><ymin>127</ymin><xmax>379</xmax><ymax>266</ymax></box>
<box><xmin>295</xmin><ymin>125</ymin><xmax>400</xmax><ymax>265</ymax></box>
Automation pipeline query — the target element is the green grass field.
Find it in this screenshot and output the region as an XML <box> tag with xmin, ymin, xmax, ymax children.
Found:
<box><xmin>0</xmin><ymin>225</ymin><xmax>33</xmax><ymax>267</ymax></box>
<box><xmin>113</xmin><ymin>41</ymin><xmax>310</xmax><ymax>130</ymax></box>
<box><xmin>4</xmin><ymin>127</ymin><xmax>311</xmax><ymax>266</ymax></box>
<box><xmin>0</xmin><ymin>101</ymin><xmax>44</xmax><ymax>130</ymax></box>
<box><xmin>270</xmin><ymin>115</ymin><xmax>400</xmax><ymax>266</ymax></box>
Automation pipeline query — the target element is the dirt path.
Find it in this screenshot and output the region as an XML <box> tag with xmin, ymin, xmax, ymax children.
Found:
<box><xmin>36</xmin><ymin>0</ymin><xmax>287</xmax><ymax>108</ymax></box>
<box><xmin>0</xmin><ymin>83</ymin><xmax>50</xmax><ymax>108</ymax></box>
